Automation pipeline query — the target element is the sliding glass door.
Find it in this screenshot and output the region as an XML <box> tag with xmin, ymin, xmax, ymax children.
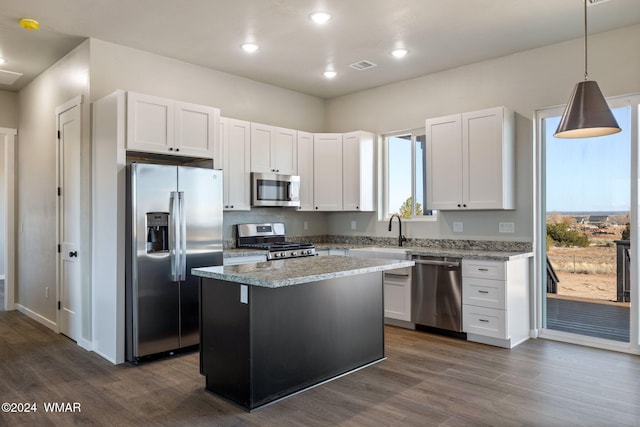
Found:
<box><xmin>536</xmin><ymin>95</ymin><xmax>639</xmax><ymax>353</ymax></box>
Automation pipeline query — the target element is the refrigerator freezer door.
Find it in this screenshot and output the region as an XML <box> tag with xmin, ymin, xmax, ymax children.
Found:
<box><xmin>128</xmin><ymin>163</ymin><xmax>180</xmax><ymax>360</ymax></box>
<box><xmin>177</xmin><ymin>166</ymin><xmax>224</xmax><ymax>348</ymax></box>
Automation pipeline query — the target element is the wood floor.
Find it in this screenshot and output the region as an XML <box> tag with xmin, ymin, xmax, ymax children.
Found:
<box><xmin>1</xmin><ymin>310</ymin><xmax>639</xmax><ymax>426</ymax></box>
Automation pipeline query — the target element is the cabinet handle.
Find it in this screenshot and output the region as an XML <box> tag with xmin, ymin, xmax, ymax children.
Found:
<box><xmin>69</xmin><ymin>251</ymin><xmax>78</xmax><ymax>258</ymax></box>
<box><xmin>457</xmin><ymin>204</ymin><xmax>461</xmax><ymax>207</ymax></box>
<box><xmin>478</xmin><ymin>290</ymin><xmax>489</xmax><ymax>294</ymax></box>
<box><xmin>230</xmin><ymin>205</ymin><xmax>234</xmax><ymax>208</ymax></box>
<box><xmin>479</xmin><ymin>319</ymin><xmax>489</xmax><ymax>323</ymax></box>
<box><xmin>463</xmin><ymin>204</ymin><xmax>467</xmax><ymax>208</ymax></box>
<box><xmin>168</xmin><ymin>147</ymin><xmax>174</xmax><ymax>151</ymax></box>
<box><xmin>478</xmin><ymin>268</ymin><xmax>489</xmax><ymax>271</ymax></box>
<box><xmin>175</xmin><ymin>148</ymin><xmax>179</xmax><ymax>152</ymax></box>
<box><xmin>315</xmin><ymin>207</ymin><xmax>318</xmax><ymax>210</ymax></box>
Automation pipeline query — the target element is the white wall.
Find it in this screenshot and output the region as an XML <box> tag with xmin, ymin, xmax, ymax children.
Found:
<box><xmin>16</xmin><ymin>41</ymin><xmax>90</xmax><ymax>330</ymax></box>
<box><xmin>88</xmin><ymin>39</ymin><xmax>326</xmax><ymax>132</ymax></box>
<box><xmin>0</xmin><ymin>90</ymin><xmax>18</xmax><ymax>128</ymax></box>
<box><xmin>324</xmin><ymin>24</ymin><xmax>640</xmax><ymax>242</ymax></box>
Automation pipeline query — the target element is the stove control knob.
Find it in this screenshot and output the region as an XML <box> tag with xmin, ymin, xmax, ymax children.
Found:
<box><xmin>291</xmin><ymin>251</ymin><xmax>297</xmax><ymax>257</ymax></box>
<box><xmin>273</xmin><ymin>253</ymin><xmax>280</xmax><ymax>258</ymax></box>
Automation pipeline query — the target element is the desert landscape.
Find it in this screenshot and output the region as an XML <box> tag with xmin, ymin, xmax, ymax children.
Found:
<box><xmin>547</xmin><ymin>246</ymin><xmax>617</xmax><ymax>301</ymax></box>
<box><xmin>546</xmin><ymin>213</ymin><xmax>628</xmax><ymax>302</ymax></box>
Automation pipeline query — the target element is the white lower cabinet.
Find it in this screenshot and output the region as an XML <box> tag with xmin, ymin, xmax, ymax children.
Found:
<box><xmin>462</xmin><ymin>258</ymin><xmax>530</xmax><ymax>348</ymax></box>
<box><xmin>382</xmin><ymin>267</ymin><xmax>412</xmax><ymax>322</ymax></box>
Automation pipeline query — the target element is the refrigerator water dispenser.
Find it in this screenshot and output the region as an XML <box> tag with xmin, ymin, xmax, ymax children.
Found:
<box><xmin>146</xmin><ymin>212</ymin><xmax>169</xmax><ymax>253</ymax></box>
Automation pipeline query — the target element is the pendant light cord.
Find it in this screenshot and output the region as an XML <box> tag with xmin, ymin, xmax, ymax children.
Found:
<box><xmin>584</xmin><ymin>0</ymin><xmax>588</xmax><ymax>80</ymax></box>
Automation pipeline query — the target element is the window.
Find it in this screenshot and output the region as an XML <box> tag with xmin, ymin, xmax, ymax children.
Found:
<box><xmin>383</xmin><ymin>129</ymin><xmax>435</xmax><ymax>219</ymax></box>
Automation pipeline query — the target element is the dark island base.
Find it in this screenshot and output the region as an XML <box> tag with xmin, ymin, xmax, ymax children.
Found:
<box><xmin>199</xmin><ymin>272</ymin><xmax>385</xmax><ymax>410</ymax></box>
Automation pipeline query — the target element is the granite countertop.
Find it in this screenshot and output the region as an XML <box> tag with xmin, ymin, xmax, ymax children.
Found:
<box><xmin>193</xmin><ymin>255</ymin><xmax>415</xmax><ymax>288</ymax></box>
<box><xmin>313</xmin><ymin>244</ymin><xmax>532</xmax><ymax>261</ymax></box>
<box><xmin>223</xmin><ymin>244</ymin><xmax>533</xmax><ymax>262</ymax></box>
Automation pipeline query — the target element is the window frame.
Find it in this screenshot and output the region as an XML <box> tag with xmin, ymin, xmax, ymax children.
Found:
<box><xmin>380</xmin><ymin>127</ymin><xmax>437</xmax><ymax>222</ymax></box>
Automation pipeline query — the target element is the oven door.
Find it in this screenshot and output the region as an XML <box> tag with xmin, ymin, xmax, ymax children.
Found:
<box><xmin>252</xmin><ymin>173</ymin><xmax>300</xmax><ymax>207</ymax></box>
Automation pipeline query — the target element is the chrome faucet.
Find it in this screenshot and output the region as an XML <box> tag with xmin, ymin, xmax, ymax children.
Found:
<box><xmin>388</xmin><ymin>214</ymin><xmax>407</xmax><ymax>247</ymax></box>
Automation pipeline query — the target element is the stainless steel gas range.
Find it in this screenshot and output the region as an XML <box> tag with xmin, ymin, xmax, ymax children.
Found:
<box><xmin>235</xmin><ymin>222</ymin><xmax>316</xmax><ymax>260</ymax></box>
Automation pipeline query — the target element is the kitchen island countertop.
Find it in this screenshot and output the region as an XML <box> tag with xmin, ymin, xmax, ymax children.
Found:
<box><xmin>193</xmin><ymin>255</ymin><xmax>414</xmax><ymax>288</ymax></box>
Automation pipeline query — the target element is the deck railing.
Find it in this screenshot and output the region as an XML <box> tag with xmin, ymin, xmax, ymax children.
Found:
<box><xmin>615</xmin><ymin>240</ymin><xmax>630</xmax><ymax>303</ymax></box>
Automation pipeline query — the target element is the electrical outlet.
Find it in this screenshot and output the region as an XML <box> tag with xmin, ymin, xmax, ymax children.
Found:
<box><xmin>453</xmin><ymin>222</ymin><xmax>463</xmax><ymax>233</ymax></box>
<box><xmin>303</xmin><ymin>221</ymin><xmax>308</xmax><ymax>230</ymax></box>
<box><xmin>499</xmin><ymin>222</ymin><xmax>515</xmax><ymax>233</ymax></box>
<box><xmin>351</xmin><ymin>221</ymin><xmax>357</xmax><ymax>230</ymax></box>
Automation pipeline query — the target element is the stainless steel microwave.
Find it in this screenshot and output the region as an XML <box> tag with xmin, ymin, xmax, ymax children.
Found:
<box><xmin>251</xmin><ymin>172</ymin><xmax>301</xmax><ymax>208</ymax></box>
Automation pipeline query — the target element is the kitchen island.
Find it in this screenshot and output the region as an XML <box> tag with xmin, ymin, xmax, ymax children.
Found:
<box><xmin>192</xmin><ymin>255</ymin><xmax>414</xmax><ymax>410</ymax></box>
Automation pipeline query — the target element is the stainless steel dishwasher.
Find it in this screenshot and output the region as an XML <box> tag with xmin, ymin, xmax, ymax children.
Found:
<box><xmin>411</xmin><ymin>255</ymin><xmax>463</xmax><ymax>332</ymax></box>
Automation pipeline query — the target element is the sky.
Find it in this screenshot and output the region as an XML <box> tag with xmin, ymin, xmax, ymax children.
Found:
<box><xmin>387</xmin><ymin>136</ymin><xmax>416</xmax><ymax>216</ymax></box>
<box><xmin>545</xmin><ymin>106</ymin><xmax>631</xmax><ymax>213</ymax></box>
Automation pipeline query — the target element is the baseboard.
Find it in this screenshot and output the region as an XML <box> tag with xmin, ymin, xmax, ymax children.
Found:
<box><xmin>15</xmin><ymin>304</ymin><xmax>57</xmax><ymax>332</ymax></box>
<box><xmin>78</xmin><ymin>338</ymin><xmax>93</xmax><ymax>352</ymax></box>
<box><xmin>92</xmin><ymin>347</ymin><xmax>119</xmax><ymax>365</ymax></box>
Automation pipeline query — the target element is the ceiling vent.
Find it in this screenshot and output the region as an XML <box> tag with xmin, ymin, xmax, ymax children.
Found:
<box><xmin>587</xmin><ymin>0</ymin><xmax>612</xmax><ymax>6</ymax></box>
<box><xmin>349</xmin><ymin>60</ymin><xmax>378</xmax><ymax>71</ymax></box>
<box><xmin>0</xmin><ymin>70</ymin><xmax>23</xmax><ymax>85</ymax></box>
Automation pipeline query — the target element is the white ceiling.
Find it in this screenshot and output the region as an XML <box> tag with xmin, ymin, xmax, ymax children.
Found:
<box><xmin>1</xmin><ymin>0</ymin><xmax>639</xmax><ymax>98</ymax></box>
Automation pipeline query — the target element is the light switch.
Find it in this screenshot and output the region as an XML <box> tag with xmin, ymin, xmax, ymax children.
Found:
<box><xmin>453</xmin><ymin>222</ymin><xmax>463</xmax><ymax>233</ymax></box>
<box><xmin>240</xmin><ymin>285</ymin><xmax>248</xmax><ymax>304</ymax></box>
<box><xmin>351</xmin><ymin>221</ymin><xmax>357</xmax><ymax>230</ymax></box>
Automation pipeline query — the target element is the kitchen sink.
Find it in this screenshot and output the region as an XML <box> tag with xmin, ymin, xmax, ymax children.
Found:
<box><xmin>348</xmin><ymin>247</ymin><xmax>409</xmax><ymax>260</ymax></box>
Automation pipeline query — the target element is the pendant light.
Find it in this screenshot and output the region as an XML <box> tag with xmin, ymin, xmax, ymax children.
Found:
<box><xmin>554</xmin><ymin>0</ymin><xmax>621</xmax><ymax>138</ymax></box>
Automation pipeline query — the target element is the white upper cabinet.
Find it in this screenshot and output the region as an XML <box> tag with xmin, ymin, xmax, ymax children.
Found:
<box><xmin>126</xmin><ymin>92</ymin><xmax>219</xmax><ymax>159</ymax></box>
<box><xmin>427</xmin><ymin>106</ymin><xmax>515</xmax><ymax>210</ymax></box>
<box><xmin>297</xmin><ymin>131</ymin><xmax>314</xmax><ymax>211</ymax></box>
<box><xmin>313</xmin><ymin>133</ymin><xmax>343</xmax><ymax>211</ymax></box>
<box><xmin>220</xmin><ymin>117</ymin><xmax>251</xmax><ymax>211</ymax></box>
<box><xmin>127</xmin><ymin>92</ymin><xmax>173</xmax><ymax>153</ymax></box>
<box><xmin>175</xmin><ymin>100</ymin><xmax>220</xmax><ymax>160</ymax></box>
<box><xmin>250</xmin><ymin>123</ymin><xmax>298</xmax><ymax>175</ymax></box>
<box><xmin>342</xmin><ymin>131</ymin><xmax>375</xmax><ymax>212</ymax></box>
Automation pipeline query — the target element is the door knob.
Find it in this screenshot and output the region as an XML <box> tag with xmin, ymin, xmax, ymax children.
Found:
<box><xmin>69</xmin><ymin>251</ymin><xmax>78</xmax><ymax>258</ymax></box>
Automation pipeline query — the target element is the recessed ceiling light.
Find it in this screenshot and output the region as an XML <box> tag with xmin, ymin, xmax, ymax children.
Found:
<box><xmin>323</xmin><ymin>70</ymin><xmax>337</xmax><ymax>79</ymax></box>
<box><xmin>391</xmin><ymin>48</ymin><xmax>408</xmax><ymax>58</ymax></box>
<box><xmin>0</xmin><ymin>58</ymin><xmax>6</xmax><ymax>65</ymax></box>
<box><xmin>310</xmin><ymin>12</ymin><xmax>332</xmax><ymax>24</ymax></box>
<box><xmin>241</xmin><ymin>43</ymin><xmax>259</xmax><ymax>53</ymax></box>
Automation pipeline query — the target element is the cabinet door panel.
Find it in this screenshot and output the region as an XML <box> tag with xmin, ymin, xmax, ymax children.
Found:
<box><xmin>342</xmin><ymin>133</ymin><xmax>360</xmax><ymax>210</ymax></box>
<box><xmin>297</xmin><ymin>131</ymin><xmax>314</xmax><ymax>211</ymax></box>
<box><xmin>273</xmin><ymin>128</ymin><xmax>297</xmax><ymax>175</ymax></box>
<box><xmin>250</xmin><ymin>123</ymin><xmax>273</xmax><ymax>173</ymax></box>
<box><xmin>383</xmin><ymin>275</ymin><xmax>411</xmax><ymax>321</ymax></box>
<box><xmin>222</xmin><ymin>118</ymin><xmax>251</xmax><ymax>210</ymax></box>
<box><xmin>464</xmin><ymin>109</ymin><xmax>503</xmax><ymax>209</ymax></box>
<box><xmin>427</xmin><ymin>115</ymin><xmax>463</xmax><ymax>209</ymax></box>
<box><xmin>313</xmin><ymin>134</ymin><xmax>342</xmax><ymax>211</ymax></box>
<box><xmin>175</xmin><ymin>101</ymin><xmax>218</xmax><ymax>158</ymax></box>
<box><xmin>127</xmin><ymin>92</ymin><xmax>173</xmax><ymax>153</ymax></box>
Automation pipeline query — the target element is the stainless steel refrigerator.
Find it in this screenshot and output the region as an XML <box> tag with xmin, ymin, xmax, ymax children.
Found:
<box><xmin>126</xmin><ymin>163</ymin><xmax>223</xmax><ymax>363</ymax></box>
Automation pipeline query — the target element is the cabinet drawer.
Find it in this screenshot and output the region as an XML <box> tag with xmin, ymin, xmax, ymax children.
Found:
<box><xmin>462</xmin><ymin>260</ymin><xmax>505</xmax><ymax>280</ymax></box>
<box><xmin>463</xmin><ymin>305</ymin><xmax>507</xmax><ymax>339</ymax></box>
<box><xmin>463</xmin><ymin>278</ymin><xmax>505</xmax><ymax>309</ymax></box>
